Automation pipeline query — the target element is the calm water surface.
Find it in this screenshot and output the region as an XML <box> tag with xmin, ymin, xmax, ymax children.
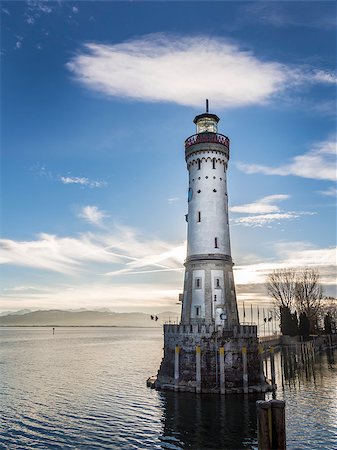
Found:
<box><xmin>0</xmin><ymin>327</ymin><xmax>336</xmax><ymax>449</ymax></box>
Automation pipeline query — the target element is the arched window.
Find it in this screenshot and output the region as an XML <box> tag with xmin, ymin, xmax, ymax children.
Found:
<box><xmin>215</xmin><ymin>237</ymin><xmax>218</xmax><ymax>248</ymax></box>
<box><xmin>197</xmin><ymin>159</ymin><xmax>201</xmax><ymax>170</ymax></box>
<box><xmin>212</xmin><ymin>158</ymin><xmax>216</xmax><ymax>169</ymax></box>
<box><xmin>198</xmin><ymin>211</ymin><xmax>201</xmax><ymax>222</ymax></box>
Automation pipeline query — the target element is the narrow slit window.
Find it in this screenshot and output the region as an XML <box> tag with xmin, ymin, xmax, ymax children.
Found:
<box><xmin>212</xmin><ymin>158</ymin><xmax>216</xmax><ymax>169</ymax></box>
<box><xmin>198</xmin><ymin>211</ymin><xmax>201</xmax><ymax>222</ymax></box>
<box><xmin>216</xmin><ymin>278</ymin><xmax>220</xmax><ymax>288</ymax></box>
<box><xmin>195</xmin><ymin>306</ymin><xmax>200</xmax><ymax>317</ymax></box>
<box><xmin>197</xmin><ymin>159</ymin><xmax>201</xmax><ymax>170</ymax></box>
<box><xmin>195</xmin><ymin>278</ymin><xmax>202</xmax><ymax>288</ymax></box>
<box><xmin>215</xmin><ymin>237</ymin><xmax>218</xmax><ymax>248</ymax></box>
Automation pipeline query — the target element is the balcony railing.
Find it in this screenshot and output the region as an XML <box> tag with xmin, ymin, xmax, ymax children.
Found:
<box><xmin>185</xmin><ymin>132</ymin><xmax>230</xmax><ymax>149</ymax></box>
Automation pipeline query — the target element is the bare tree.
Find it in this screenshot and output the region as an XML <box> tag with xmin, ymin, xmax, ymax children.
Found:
<box><xmin>295</xmin><ymin>267</ymin><xmax>322</xmax><ymax>333</ymax></box>
<box><xmin>266</xmin><ymin>268</ymin><xmax>297</xmax><ymax>309</ymax></box>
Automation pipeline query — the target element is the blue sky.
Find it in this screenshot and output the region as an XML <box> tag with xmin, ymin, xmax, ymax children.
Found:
<box><xmin>1</xmin><ymin>1</ymin><xmax>336</xmax><ymax>316</ymax></box>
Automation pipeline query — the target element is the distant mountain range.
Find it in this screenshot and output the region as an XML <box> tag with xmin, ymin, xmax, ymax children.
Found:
<box><xmin>0</xmin><ymin>309</ymin><xmax>179</xmax><ymax>327</ymax></box>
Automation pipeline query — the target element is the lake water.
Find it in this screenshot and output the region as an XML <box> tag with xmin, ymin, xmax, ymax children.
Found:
<box><xmin>0</xmin><ymin>327</ymin><xmax>336</xmax><ymax>449</ymax></box>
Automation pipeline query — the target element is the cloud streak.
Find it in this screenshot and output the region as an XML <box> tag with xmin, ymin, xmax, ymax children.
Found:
<box><xmin>237</xmin><ymin>138</ymin><xmax>337</xmax><ymax>181</ymax></box>
<box><xmin>66</xmin><ymin>34</ymin><xmax>335</xmax><ymax>108</ymax></box>
<box><xmin>232</xmin><ymin>211</ymin><xmax>315</xmax><ymax>228</ymax></box>
<box><xmin>0</xmin><ymin>225</ymin><xmax>185</xmax><ymax>276</ymax></box>
<box><xmin>230</xmin><ymin>194</ymin><xmax>289</xmax><ymax>214</ymax></box>
<box><xmin>230</xmin><ymin>194</ymin><xmax>315</xmax><ymax>227</ymax></box>
<box><xmin>60</xmin><ymin>176</ymin><xmax>106</xmax><ymax>188</ymax></box>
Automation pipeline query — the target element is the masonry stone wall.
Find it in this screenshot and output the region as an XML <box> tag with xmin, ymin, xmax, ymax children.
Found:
<box><xmin>156</xmin><ymin>325</ymin><xmax>265</xmax><ymax>393</ymax></box>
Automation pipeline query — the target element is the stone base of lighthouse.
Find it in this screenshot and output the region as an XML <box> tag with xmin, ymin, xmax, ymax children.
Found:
<box><xmin>153</xmin><ymin>324</ymin><xmax>273</xmax><ymax>394</ymax></box>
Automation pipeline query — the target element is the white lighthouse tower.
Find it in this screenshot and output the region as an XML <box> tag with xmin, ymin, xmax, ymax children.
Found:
<box><xmin>181</xmin><ymin>101</ymin><xmax>239</xmax><ymax>329</ymax></box>
<box><xmin>153</xmin><ymin>104</ymin><xmax>269</xmax><ymax>395</ymax></box>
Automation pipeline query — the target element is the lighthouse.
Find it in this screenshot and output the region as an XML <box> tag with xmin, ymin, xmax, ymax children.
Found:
<box><xmin>153</xmin><ymin>104</ymin><xmax>271</xmax><ymax>394</ymax></box>
<box><xmin>181</xmin><ymin>101</ymin><xmax>240</xmax><ymax>329</ymax></box>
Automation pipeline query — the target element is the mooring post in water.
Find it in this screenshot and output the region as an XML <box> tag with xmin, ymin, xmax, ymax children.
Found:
<box><xmin>264</xmin><ymin>345</ymin><xmax>269</xmax><ymax>380</ymax></box>
<box><xmin>196</xmin><ymin>345</ymin><xmax>201</xmax><ymax>393</ymax></box>
<box><xmin>242</xmin><ymin>346</ymin><xmax>248</xmax><ymax>394</ymax></box>
<box><xmin>311</xmin><ymin>341</ymin><xmax>315</xmax><ymax>362</ymax></box>
<box><xmin>257</xmin><ymin>399</ymin><xmax>286</xmax><ymax>450</ymax></box>
<box><xmin>328</xmin><ymin>334</ymin><xmax>332</xmax><ymax>349</ymax></box>
<box><xmin>270</xmin><ymin>347</ymin><xmax>276</xmax><ymax>389</ymax></box>
<box><xmin>219</xmin><ymin>346</ymin><xmax>225</xmax><ymax>394</ymax></box>
<box><xmin>256</xmin><ymin>400</ymin><xmax>272</xmax><ymax>450</ymax></box>
<box><xmin>259</xmin><ymin>345</ymin><xmax>265</xmax><ymax>385</ymax></box>
<box><xmin>271</xmin><ymin>399</ymin><xmax>286</xmax><ymax>449</ymax></box>
<box><xmin>174</xmin><ymin>345</ymin><xmax>180</xmax><ymax>390</ymax></box>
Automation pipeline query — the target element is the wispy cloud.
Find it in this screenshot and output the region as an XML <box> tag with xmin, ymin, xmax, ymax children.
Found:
<box><xmin>0</xmin><ymin>225</ymin><xmax>185</xmax><ymax>276</ymax></box>
<box><xmin>318</xmin><ymin>186</ymin><xmax>337</xmax><ymax>197</ymax></box>
<box><xmin>233</xmin><ymin>243</ymin><xmax>337</xmax><ymax>304</ymax></box>
<box><xmin>167</xmin><ymin>197</ymin><xmax>180</xmax><ymax>204</ymax></box>
<box><xmin>0</xmin><ymin>232</ymin><xmax>114</xmax><ymax>274</ymax></box>
<box><xmin>78</xmin><ymin>205</ymin><xmax>109</xmax><ymax>226</ymax></box>
<box><xmin>235</xmin><ymin>243</ymin><xmax>337</xmax><ymax>286</ymax></box>
<box><xmin>31</xmin><ymin>164</ymin><xmax>107</xmax><ymax>188</ymax></box>
<box><xmin>241</xmin><ymin>3</ymin><xmax>337</xmax><ymax>30</ymax></box>
<box><xmin>66</xmin><ymin>34</ymin><xmax>335</xmax><ymax>109</ymax></box>
<box><xmin>59</xmin><ymin>176</ymin><xmax>107</xmax><ymax>188</ymax></box>
<box><xmin>230</xmin><ymin>194</ymin><xmax>289</xmax><ymax>214</ymax></box>
<box><xmin>230</xmin><ymin>194</ymin><xmax>315</xmax><ymax>227</ymax></box>
<box><xmin>232</xmin><ymin>211</ymin><xmax>315</xmax><ymax>228</ymax></box>
<box><xmin>25</xmin><ymin>0</ymin><xmax>54</xmax><ymax>24</ymax></box>
<box><xmin>1</xmin><ymin>239</ymin><xmax>335</xmax><ymax>312</ymax></box>
<box><xmin>237</xmin><ymin>138</ymin><xmax>337</xmax><ymax>181</ymax></box>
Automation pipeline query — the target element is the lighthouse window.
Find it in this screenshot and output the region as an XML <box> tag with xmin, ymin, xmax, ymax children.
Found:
<box><xmin>197</xmin><ymin>211</ymin><xmax>201</xmax><ymax>222</ymax></box>
<box><xmin>197</xmin><ymin>189</ymin><xmax>201</xmax><ymax>193</ymax></box>
<box><xmin>213</xmin><ymin>189</ymin><xmax>217</xmax><ymax>193</ymax></box>
<box><xmin>195</xmin><ymin>306</ymin><xmax>201</xmax><ymax>317</ymax></box>
<box><xmin>216</xmin><ymin>278</ymin><xmax>220</xmax><ymax>288</ymax></box>
<box><xmin>212</xmin><ymin>158</ymin><xmax>216</xmax><ymax>169</ymax></box>
<box><xmin>215</xmin><ymin>237</ymin><xmax>218</xmax><ymax>248</ymax></box>
<box><xmin>195</xmin><ymin>278</ymin><xmax>202</xmax><ymax>289</ymax></box>
<box><xmin>197</xmin><ymin>159</ymin><xmax>201</xmax><ymax>170</ymax></box>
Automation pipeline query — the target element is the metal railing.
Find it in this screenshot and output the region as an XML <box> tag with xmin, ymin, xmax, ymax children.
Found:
<box><xmin>185</xmin><ymin>132</ymin><xmax>230</xmax><ymax>149</ymax></box>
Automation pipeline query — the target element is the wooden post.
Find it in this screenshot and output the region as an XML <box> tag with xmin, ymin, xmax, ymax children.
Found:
<box><xmin>242</xmin><ymin>346</ymin><xmax>248</xmax><ymax>394</ymax></box>
<box><xmin>256</xmin><ymin>400</ymin><xmax>272</xmax><ymax>450</ymax></box>
<box><xmin>219</xmin><ymin>346</ymin><xmax>225</xmax><ymax>394</ymax></box>
<box><xmin>328</xmin><ymin>334</ymin><xmax>332</xmax><ymax>349</ymax></box>
<box><xmin>311</xmin><ymin>340</ymin><xmax>316</xmax><ymax>362</ymax></box>
<box><xmin>196</xmin><ymin>345</ymin><xmax>201</xmax><ymax>394</ymax></box>
<box><xmin>264</xmin><ymin>345</ymin><xmax>269</xmax><ymax>380</ymax></box>
<box><xmin>270</xmin><ymin>347</ymin><xmax>276</xmax><ymax>389</ymax></box>
<box><xmin>174</xmin><ymin>345</ymin><xmax>180</xmax><ymax>391</ymax></box>
<box><xmin>257</xmin><ymin>400</ymin><xmax>286</xmax><ymax>450</ymax></box>
<box><xmin>271</xmin><ymin>399</ymin><xmax>286</xmax><ymax>449</ymax></box>
<box><xmin>259</xmin><ymin>345</ymin><xmax>265</xmax><ymax>386</ymax></box>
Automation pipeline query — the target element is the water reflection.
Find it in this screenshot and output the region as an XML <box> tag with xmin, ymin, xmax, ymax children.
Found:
<box><xmin>159</xmin><ymin>391</ymin><xmax>264</xmax><ymax>449</ymax></box>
